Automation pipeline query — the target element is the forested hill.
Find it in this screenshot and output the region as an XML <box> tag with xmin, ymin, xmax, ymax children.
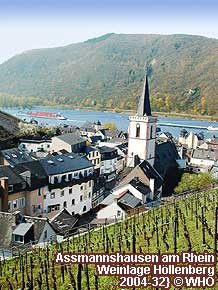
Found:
<box><xmin>0</xmin><ymin>33</ymin><xmax>218</xmax><ymax>115</ymax></box>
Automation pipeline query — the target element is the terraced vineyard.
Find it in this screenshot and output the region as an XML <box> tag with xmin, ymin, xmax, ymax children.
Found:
<box><xmin>1</xmin><ymin>188</ymin><xmax>218</xmax><ymax>290</ymax></box>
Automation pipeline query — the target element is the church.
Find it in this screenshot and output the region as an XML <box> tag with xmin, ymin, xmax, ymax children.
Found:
<box><xmin>97</xmin><ymin>71</ymin><xmax>184</xmax><ymax>219</ymax></box>
<box><xmin>115</xmin><ymin>71</ymin><xmax>183</xmax><ymax>201</ymax></box>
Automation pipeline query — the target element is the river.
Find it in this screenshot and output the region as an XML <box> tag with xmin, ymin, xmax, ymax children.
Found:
<box><xmin>1</xmin><ymin>107</ymin><xmax>218</xmax><ymax>139</ymax></box>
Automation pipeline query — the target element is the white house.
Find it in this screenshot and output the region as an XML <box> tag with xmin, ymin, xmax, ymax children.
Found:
<box><xmin>97</xmin><ymin>190</ymin><xmax>142</xmax><ymax>220</ymax></box>
<box><xmin>97</xmin><ymin>200</ymin><xmax>126</xmax><ymax>220</ymax></box>
<box><xmin>40</xmin><ymin>153</ymin><xmax>95</xmax><ymax>217</ymax></box>
<box><xmin>178</xmin><ymin>132</ymin><xmax>203</xmax><ymax>149</ymax></box>
<box><xmin>98</xmin><ymin>141</ymin><xmax>127</xmax><ymax>173</ymax></box>
<box><xmin>112</xmin><ymin>179</ymin><xmax>150</xmax><ymax>204</ymax></box>
<box><xmin>211</xmin><ymin>162</ymin><xmax>218</xmax><ymax>179</ymax></box>
<box><xmin>190</xmin><ymin>148</ymin><xmax>218</xmax><ymax>168</ymax></box>
<box><xmin>19</xmin><ymin>138</ymin><xmax>52</xmax><ymax>154</ymax></box>
<box><xmin>98</xmin><ymin>146</ymin><xmax>118</xmax><ymax>182</ymax></box>
<box><xmin>51</xmin><ymin>133</ymin><xmax>86</xmax><ymax>153</ymax></box>
<box><xmin>85</xmin><ymin>147</ymin><xmax>101</xmax><ymax>171</ymax></box>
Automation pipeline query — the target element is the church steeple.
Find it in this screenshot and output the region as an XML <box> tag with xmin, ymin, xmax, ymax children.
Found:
<box><xmin>137</xmin><ymin>74</ymin><xmax>152</xmax><ymax>116</ymax></box>
<box><xmin>127</xmin><ymin>68</ymin><xmax>157</xmax><ymax>168</ymax></box>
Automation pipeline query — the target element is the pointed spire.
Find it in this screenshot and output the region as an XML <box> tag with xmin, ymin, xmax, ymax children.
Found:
<box><xmin>137</xmin><ymin>69</ymin><xmax>152</xmax><ymax>117</ymax></box>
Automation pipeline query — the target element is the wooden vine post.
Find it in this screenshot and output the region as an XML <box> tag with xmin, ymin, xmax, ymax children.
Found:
<box><xmin>214</xmin><ymin>207</ymin><xmax>218</xmax><ymax>253</ymax></box>
<box><xmin>201</xmin><ymin>207</ymin><xmax>206</xmax><ymax>246</ymax></box>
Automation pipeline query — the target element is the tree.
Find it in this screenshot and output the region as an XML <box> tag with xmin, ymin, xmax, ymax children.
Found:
<box><xmin>103</xmin><ymin>123</ymin><xmax>117</xmax><ymax>130</ymax></box>
<box><xmin>175</xmin><ymin>172</ymin><xmax>213</xmax><ymax>193</ymax></box>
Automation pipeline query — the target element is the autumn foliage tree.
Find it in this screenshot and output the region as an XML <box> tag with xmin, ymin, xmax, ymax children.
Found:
<box><xmin>175</xmin><ymin>172</ymin><xmax>214</xmax><ymax>193</ymax></box>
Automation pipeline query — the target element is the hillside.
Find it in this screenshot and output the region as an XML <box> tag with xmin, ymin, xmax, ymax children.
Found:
<box><xmin>0</xmin><ymin>188</ymin><xmax>218</xmax><ymax>289</ymax></box>
<box><xmin>0</xmin><ymin>111</ymin><xmax>21</xmax><ymax>149</ymax></box>
<box><xmin>0</xmin><ymin>33</ymin><xmax>218</xmax><ymax>115</ymax></box>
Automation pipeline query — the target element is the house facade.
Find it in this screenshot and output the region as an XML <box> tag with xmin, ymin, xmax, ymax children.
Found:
<box><xmin>19</xmin><ymin>138</ymin><xmax>52</xmax><ymax>154</ymax></box>
<box><xmin>51</xmin><ymin>133</ymin><xmax>86</xmax><ymax>153</ymax></box>
<box><xmin>40</xmin><ymin>153</ymin><xmax>95</xmax><ymax>217</ymax></box>
<box><xmin>98</xmin><ymin>146</ymin><xmax>118</xmax><ymax>182</ymax></box>
<box><xmin>189</xmin><ymin>148</ymin><xmax>218</xmax><ymax>173</ymax></box>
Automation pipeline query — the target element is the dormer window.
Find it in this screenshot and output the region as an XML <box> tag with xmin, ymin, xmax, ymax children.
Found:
<box><xmin>8</xmin><ymin>185</ymin><xmax>13</xmax><ymax>192</ymax></box>
<box><xmin>136</xmin><ymin>123</ymin><xmax>140</xmax><ymax>137</ymax></box>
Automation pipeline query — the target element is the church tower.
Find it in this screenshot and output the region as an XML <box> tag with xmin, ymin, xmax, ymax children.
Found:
<box><xmin>127</xmin><ymin>73</ymin><xmax>157</xmax><ymax>167</ymax></box>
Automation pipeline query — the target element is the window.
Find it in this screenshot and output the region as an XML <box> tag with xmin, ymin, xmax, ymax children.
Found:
<box><xmin>80</xmin><ymin>185</ymin><xmax>83</xmax><ymax>190</ymax></box>
<box><xmin>60</xmin><ymin>190</ymin><xmax>64</xmax><ymax>197</ymax></box>
<box><xmin>63</xmin><ymin>201</ymin><xmax>67</xmax><ymax>208</ymax></box>
<box><xmin>72</xmin><ymin>199</ymin><xmax>75</xmax><ymax>205</ymax></box>
<box><xmin>14</xmin><ymin>234</ymin><xmax>24</xmax><ymax>243</ymax></box>
<box><xmin>69</xmin><ymin>188</ymin><xmax>73</xmax><ymax>194</ymax></box>
<box><xmin>136</xmin><ymin>123</ymin><xmax>140</xmax><ymax>137</ymax></box>
<box><xmin>72</xmin><ymin>211</ymin><xmax>75</xmax><ymax>215</ymax></box>
<box><xmin>38</xmin><ymin>188</ymin><xmax>42</xmax><ymax>196</ymax></box>
<box><xmin>80</xmin><ymin>195</ymin><xmax>83</xmax><ymax>202</ymax></box>
<box><xmin>13</xmin><ymin>200</ymin><xmax>17</xmax><ymax>209</ymax></box>
<box><xmin>8</xmin><ymin>201</ymin><xmax>12</xmax><ymax>211</ymax></box>
<box><xmin>89</xmin><ymin>192</ymin><xmax>91</xmax><ymax>198</ymax></box>
<box><xmin>83</xmin><ymin>206</ymin><xmax>87</xmax><ymax>212</ymax></box>
<box><xmin>8</xmin><ymin>185</ymin><xmax>13</xmax><ymax>192</ymax></box>
<box><xmin>18</xmin><ymin>198</ymin><xmax>25</xmax><ymax>208</ymax></box>
<box><xmin>44</xmin><ymin>195</ymin><xmax>46</xmax><ymax>199</ymax></box>
<box><xmin>89</xmin><ymin>181</ymin><xmax>92</xmax><ymax>187</ymax></box>
<box><xmin>44</xmin><ymin>230</ymin><xmax>47</xmax><ymax>240</ymax></box>
<box><xmin>150</xmin><ymin>126</ymin><xmax>153</xmax><ymax>139</ymax></box>
<box><xmin>117</xmin><ymin>210</ymin><xmax>122</xmax><ymax>217</ymax></box>
<box><xmin>48</xmin><ymin>204</ymin><xmax>60</xmax><ymax>212</ymax></box>
<box><xmin>50</xmin><ymin>192</ymin><xmax>55</xmax><ymax>199</ymax></box>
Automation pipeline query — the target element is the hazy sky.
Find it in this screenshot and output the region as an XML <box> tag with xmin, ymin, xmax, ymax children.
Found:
<box><xmin>0</xmin><ymin>0</ymin><xmax>217</xmax><ymax>63</ymax></box>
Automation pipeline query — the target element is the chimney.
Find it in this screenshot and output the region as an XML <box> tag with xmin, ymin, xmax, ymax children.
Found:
<box><xmin>13</xmin><ymin>211</ymin><xmax>22</xmax><ymax>225</ymax></box>
<box><xmin>0</xmin><ymin>177</ymin><xmax>9</xmax><ymax>212</ymax></box>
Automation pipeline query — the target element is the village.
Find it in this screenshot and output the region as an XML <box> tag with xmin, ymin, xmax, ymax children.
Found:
<box><xmin>0</xmin><ymin>74</ymin><xmax>217</xmax><ymax>256</ymax></box>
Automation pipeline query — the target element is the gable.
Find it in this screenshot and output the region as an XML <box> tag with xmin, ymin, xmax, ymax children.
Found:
<box><xmin>118</xmin><ymin>166</ymin><xmax>150</xmax><ymax>188</ymax></box>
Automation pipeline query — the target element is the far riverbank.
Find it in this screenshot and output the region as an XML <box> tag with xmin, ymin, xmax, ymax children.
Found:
<box><xmin>32</xmin><ymin>104</ymin><xmax>218</xmax><ymax>122</ymax></box>
<box><xmin>2</xmin><ymin>107</ymin><xmax>218</xmax><ymax>139</ymax></box>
